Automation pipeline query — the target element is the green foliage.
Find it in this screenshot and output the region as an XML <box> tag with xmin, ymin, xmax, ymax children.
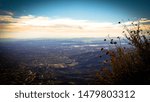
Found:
<box><xmin>97</xmin><ymin>19</ymin><xmax>150</xmax><ymax>84</ymax></box>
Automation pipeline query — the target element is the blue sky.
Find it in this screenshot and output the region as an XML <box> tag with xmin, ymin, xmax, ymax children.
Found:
<box><xmin>0</xmin><ymin>0</ymin><xmax>150</xmax><ymax>38</ymax></box>
<box><xmin>1</xmin><ymin>0</ymin><xmax>150</xmax><ymax>22</ymax></box>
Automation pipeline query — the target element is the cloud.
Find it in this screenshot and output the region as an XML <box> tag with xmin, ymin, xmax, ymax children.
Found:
<box><xmin>0</xmin><ymin>15</ymin><xmax>16</xmax><ymax>24</ymax></box>
<box><xmin>121</xmin><ymin>18</ymin><xmax>150</xmax><ymax>25</ymax></box>
<box><xmin>119</xmin><ymin>18</ymin><xmax>150</xmax><ymax>31</ymax></box>
<box><xmin>0</xmin><ymin>10</ymin><xmax>13</xmax><ymax>16</ymax></box>
<box><xmin>2</xmin><ymin>15</ymin><xmax>149</xmax><ymax>38</ymax></box>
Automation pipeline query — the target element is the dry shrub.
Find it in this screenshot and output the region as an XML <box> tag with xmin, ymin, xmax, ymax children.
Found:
<box><xmin>97</xmin><ymin>19</ymin><xmax>150</xmax><ymax>84</ymax></box>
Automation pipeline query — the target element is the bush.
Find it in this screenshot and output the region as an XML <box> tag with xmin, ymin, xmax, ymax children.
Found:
<box><xmin>97</xmin><ymin>19</ymin><xmax>150</xmax><ymax>84</ymax></box>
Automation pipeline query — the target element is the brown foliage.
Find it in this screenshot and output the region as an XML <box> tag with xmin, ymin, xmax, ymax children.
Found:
<box><xmin>97</xmin><ymin>19</ymin><xmax>150</xmax><ymax>84</ymax></box>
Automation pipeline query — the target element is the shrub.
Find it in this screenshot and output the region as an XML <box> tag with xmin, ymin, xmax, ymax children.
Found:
<box><xmin>97</xmin><ymin>19</ymin><xmax>150</xmax><ymax>84</ymax></box>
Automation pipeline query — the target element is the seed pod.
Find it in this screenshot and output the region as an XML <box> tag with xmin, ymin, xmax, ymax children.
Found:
<box><xmin>106</xmin><ymin>51</ymin><xmax>109</xmax><ymax>55</ymax></box>
<box><xmin>114</xmin><ymin>42</ymin><xmax>117</xmax><ymax>44</ymax></box>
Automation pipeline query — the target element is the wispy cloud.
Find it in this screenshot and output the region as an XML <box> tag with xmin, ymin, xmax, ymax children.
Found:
<box><xmin>120</xmin><ymin>18</ymin><xmax>150</xmax><ymax>31</ymax></box>
<box><xmin>1</xmin><ymin>14</ymin><xmax>149</xmax><ymax>38</ymax></box>
<box><xmin>0</xmin><ymin>10</ymin><xmax>14</xmax><ymax>16</ymax></box>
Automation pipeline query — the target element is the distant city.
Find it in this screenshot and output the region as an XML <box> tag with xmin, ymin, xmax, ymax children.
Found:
<box><xmin>0</xmin><ymin>38</ymin><xmax>129</xmax><ymax>84</ymax></box>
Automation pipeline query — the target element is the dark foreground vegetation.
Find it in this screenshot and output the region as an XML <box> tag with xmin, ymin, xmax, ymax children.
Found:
<box><xmin>97</xmin><ymin>20</ymin><xmax>150</xmax><ymax>84</ymax></box>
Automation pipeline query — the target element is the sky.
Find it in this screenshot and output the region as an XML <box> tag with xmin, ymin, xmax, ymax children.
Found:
<box><xmin>0</xmin><ymin>0</ymin><xmax>150</xmax><ymax>39</ymax></box>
